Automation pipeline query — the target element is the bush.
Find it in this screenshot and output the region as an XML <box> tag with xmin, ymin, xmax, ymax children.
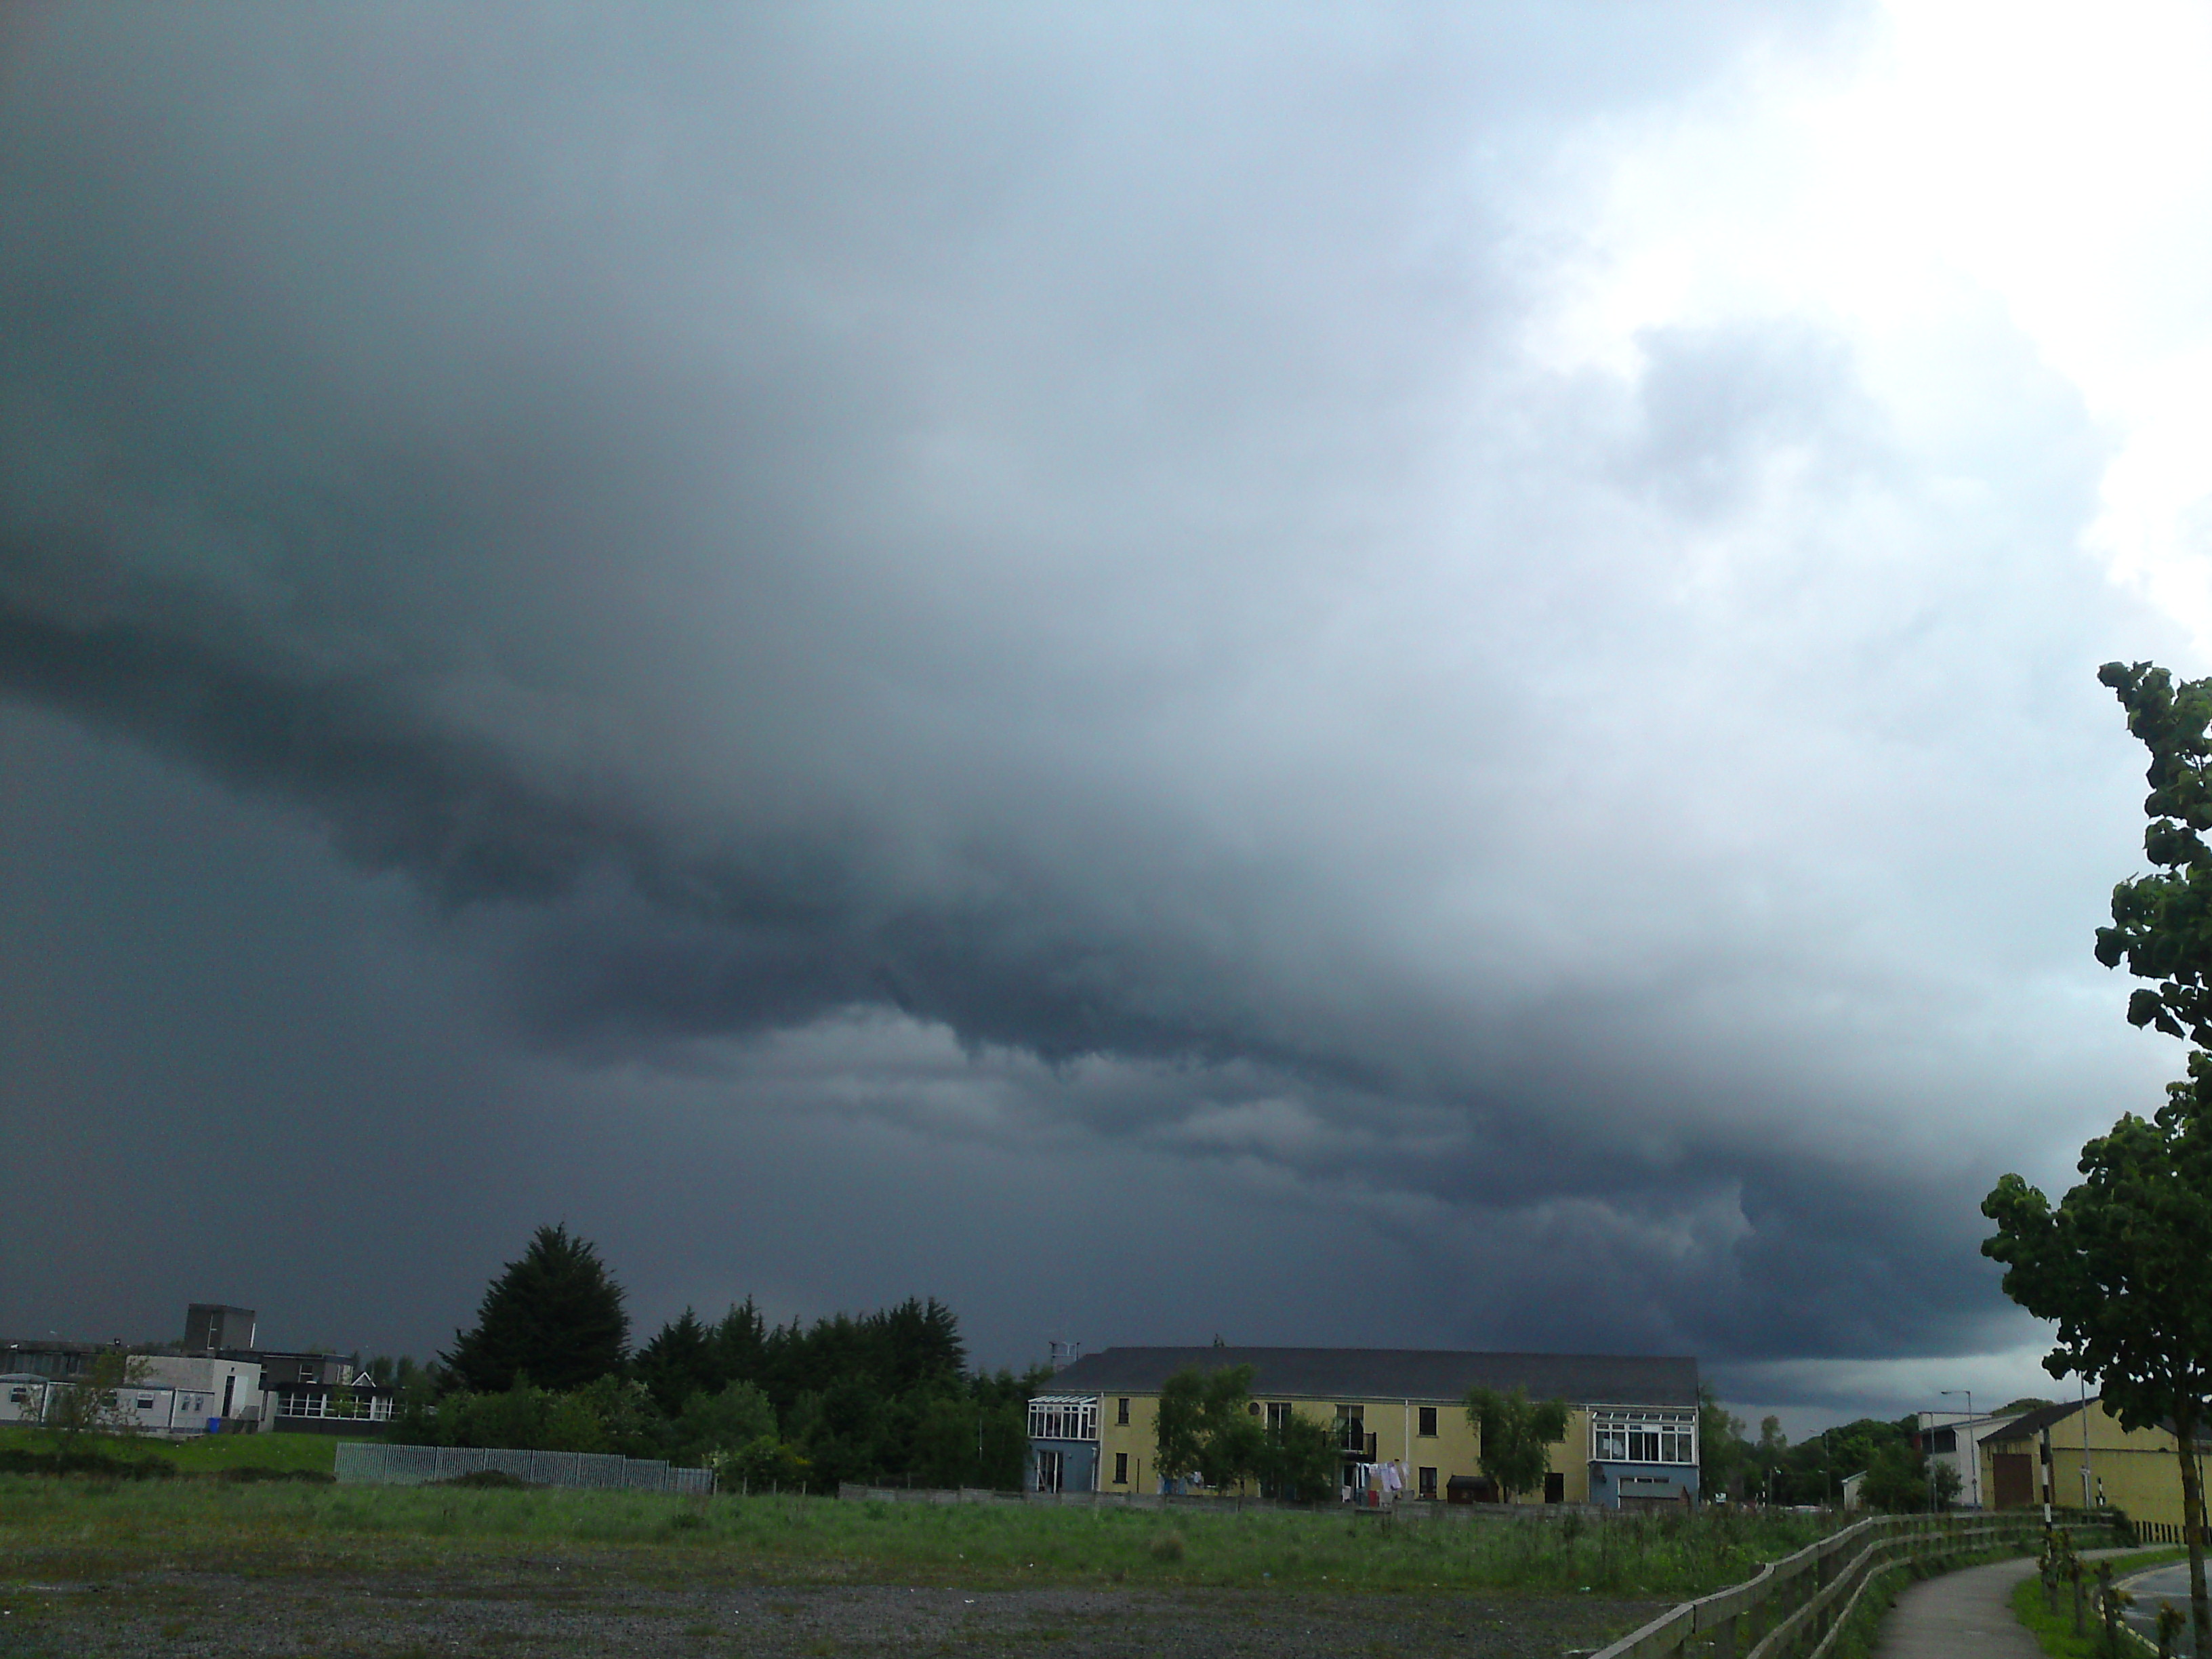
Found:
<box><xmin>0</xmin><ymin>1446</ymin><xmax>176</xmax><ymax>1480</ymax></box>
<box><xmin>432</xmin><ymin>1469</ymin><xmax>535</xmax><ymax>1489</ymax></box>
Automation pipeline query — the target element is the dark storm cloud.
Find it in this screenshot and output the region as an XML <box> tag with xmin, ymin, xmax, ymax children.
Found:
<box><xmin>0</xmin><ymin>1</ymin><xmax>2179</xmax><ymax>1380</ymax></box>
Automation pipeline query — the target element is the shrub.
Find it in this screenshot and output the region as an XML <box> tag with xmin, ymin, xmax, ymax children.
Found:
<box><xmin>433</xmin><ymin>1469</ymin><xmax>535</xmax><ymax>1489</ymax></box>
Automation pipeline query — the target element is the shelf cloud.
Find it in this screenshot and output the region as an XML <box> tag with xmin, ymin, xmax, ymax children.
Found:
<box><xmin>4</xmin><ymin>1</ymin><xmax>2205</xmax><ymax>1425</ymax></box>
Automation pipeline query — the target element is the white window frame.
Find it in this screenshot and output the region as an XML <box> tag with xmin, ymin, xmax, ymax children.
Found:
<box><xmin>275</xmin><ymin>1390</ymin><xmax>395</xmax><ymax>1422</ymax></box>
<box><xmin>1589</xmin><ymin>1407</ymin><xmax>1697</xmax><ymax>1466</ymax></box>
<box><xmin>1025</xmin><ymin>1395</ymin><xmax>1099</xmax><ymax>1442</ymax></box>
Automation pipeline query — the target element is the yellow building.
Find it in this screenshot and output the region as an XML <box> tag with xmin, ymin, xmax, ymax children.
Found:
<box><xmin>1980</xmin><ymin>1397</ymin><xmax>2211</xmax><ymax>1536</ymax></box>
<box><xmin>1028</xmin><ymin>1347</ymin><xmax>1700</xmax><ymax>1507</ymax></box>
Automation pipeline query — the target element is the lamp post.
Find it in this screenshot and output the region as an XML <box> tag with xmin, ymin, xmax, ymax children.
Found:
<box><xmin>1940</xmin><ymin>1389</ymin><xmax>1974</xmax><ymax>1508</ymax></box>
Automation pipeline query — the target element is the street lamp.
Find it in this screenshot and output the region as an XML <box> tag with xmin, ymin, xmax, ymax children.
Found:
<box><xmin>1940</xmin><ymin>1390</ymin><xmax>1974</xmax><ymax>1508</ymax></box>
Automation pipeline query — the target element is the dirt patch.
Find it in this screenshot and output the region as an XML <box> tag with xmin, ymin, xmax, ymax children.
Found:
<box><xmin>0</xmin><ymin>1561</ymin><xmax>1662</xmax><ymax>1657</ymax></box>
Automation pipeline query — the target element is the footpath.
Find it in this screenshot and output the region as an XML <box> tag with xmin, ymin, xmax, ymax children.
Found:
<box><xmin>1875</xmin><ymin>1547</ymin><xmax>2137</xmax><ymax>1659</ymax></box>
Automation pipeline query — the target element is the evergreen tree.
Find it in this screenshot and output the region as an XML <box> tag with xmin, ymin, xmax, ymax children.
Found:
<box><xmin>713</xmin><ymin>1298</ymin><xmax>768</xmax><ymax>1385</ymax></box>
<box><xmin>443</xmin><ymin>1224</ymin><xmax>630</xmax><ymax>1394</ymax></box>
<box><xmin>634</xmin><ymin>1307</ymin><xmax>720</xmax><ymax>1416</ymax></box>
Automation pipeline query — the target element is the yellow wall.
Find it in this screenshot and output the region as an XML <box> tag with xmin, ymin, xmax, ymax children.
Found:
<box><xmin>1090</xmin><ymin>1392</ymin><xmax>1599</xmax><ymax>1502</ymax></box>
<box><xmin>1980</xmin><ymin>1403</ymin><xmax>2211</xmax><ymax>1532</ymax></box>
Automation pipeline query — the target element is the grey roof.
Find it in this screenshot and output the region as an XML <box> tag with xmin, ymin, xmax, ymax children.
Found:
<box><xmin>1042</xmin><ymin>1347</ymin><xmax>1699</xmax><ymax>1407</ymax></box>
<box><xmin>1983</xmin><ymin>1399</ymin><xmax>2092</xmax><ymax>1444</ymax></box>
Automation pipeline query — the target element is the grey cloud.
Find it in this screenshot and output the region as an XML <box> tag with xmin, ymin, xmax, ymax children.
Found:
<box><xmin>0</xmin><ymin>1</ymin><xmax>2180</xmax><ymax>1388</ymax></box>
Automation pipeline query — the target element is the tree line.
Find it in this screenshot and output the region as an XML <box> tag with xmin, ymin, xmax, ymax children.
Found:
<box><xmin>1698</xmin><ymin>1391</ymin><xmax>2049</xmax><ymax>1512</ymax></box>
<box><xmin>369</xmin><ymin>1225</ymin><xmax>1048</xmax><ymax>1491</ymax></box>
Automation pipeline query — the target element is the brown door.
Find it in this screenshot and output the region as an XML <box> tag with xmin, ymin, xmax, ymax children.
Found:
<box><xmin>1991</xmin><ymin>1452</ymin><xmax>2034</xmax><ymax>1509</ymax></box>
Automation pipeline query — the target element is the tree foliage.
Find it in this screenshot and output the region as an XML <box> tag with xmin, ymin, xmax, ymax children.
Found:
<box><xmin>1858</xmin><ymin>1442</ymin><xmax>1933</xmax><ymax>1513</ymax></box>
<box><xmin>1982</xmin><ymin>659</ymin><xmax>2212</xmax><ymax>1652</ymax></box>
<box><xmin>1465</xmin><ymin>1385</ymin><xmax>1568</xmax><ymax>1502</ymax></box>
<box><xmin>1155</xmin><ymin>1364</ymin><xmax>1266</xmax><ymax>1491</ymax></box>
<box><xmin>443</xmin><ymin>1225</ymin><xmax>630</xmax><ymax>1394</ymax></box>
<box><xmin>1698</xmin><ymin>1387</ymin><xmax>1750</xmax><ymax>1498</ymax></box>
<box><xmin>41</xmin><ymin>1350</ymin><xmax>150</xmax><ymax>1448</ymax></box>
<box><xmin>432</xmin><ymin>1237</ymin><xmax>1019</xmax><ymax>1490</ymax></box>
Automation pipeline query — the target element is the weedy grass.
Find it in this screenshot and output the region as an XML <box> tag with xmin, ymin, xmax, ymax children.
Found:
<box><xmin>0</xmin><ymin>1425</ymin><xmax>338</xmax><ymax>1476</ymax></box>
<box><xmin>2009</xmin><ymin>1548</ymin><xmax>2187</xmax><ymax>1658</ymax></box>
<box><xmin>0</xmin><ymin>1476</ymin><xmax>1840</xmax><ymax>1597</ymax></box>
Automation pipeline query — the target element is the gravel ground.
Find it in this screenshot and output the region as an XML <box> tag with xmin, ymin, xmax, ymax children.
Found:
<box><xmin>0</xmin><ymin>1560</ymin><xmax>1664</xmax><ymax>1657</ymax></box>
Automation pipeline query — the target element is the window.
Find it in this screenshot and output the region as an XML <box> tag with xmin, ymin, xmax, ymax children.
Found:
<box><xmin>135</xmin><ymin>1397</ymin><xmax>155</xmax><ymax>1410</ymax></box>
<box><xmin>1418</xmin><ymin>1467</ymin><xmax>1437</xmax><ymax>1498</ymax></box>
<box><xmin>1026</xmin><ymin>1395</ymin><xmax>1100</xmax><ymax>1441</ymax></box>
<box><xmin>275</xmin><ymin>1391</ymin><xmax>394</xmax><ymax>1422</ymax></box>
<box><xmin>1335</xmin><ymin>1406</ymin><xmax>1365</xmax><ymax>1453</ymax></box>
<box><xmin>1266</xmin><ymin>1401</ymin><xmax>1296</xmax><ymax>1435</ymax></box>
<box><xmin>1117</xmin><ymin>1398</ymin><xmax>1129</xmax><ymax>1426</ymax></box>
<box><xmin>1114</xmin><ymin>1452</ymin><xmax>1129</xmax><ymax>1484</ymax></box>
<box><xmin>1418</xmin><ymin>1406</ymin><xmax>1438</xmax><ymax>1437</ymax></box>
<box><xmin>1589</xmin><ymin>1408</ymin><xmax>1696</xmax><ymax>1465</ymax></box>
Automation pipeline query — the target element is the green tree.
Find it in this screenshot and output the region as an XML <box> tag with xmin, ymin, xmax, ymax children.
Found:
<box><xmin>1154</xmin><ymin>1364</ymin><xmax>1267</xmax><ymax>1492</ymax></box>
<box><xmin>443</xmin><ymin>1225</ymin><xmax>630</xmax><ymax>1395</ymax></box>
<box><xmin>676</xmin><ymin>1378</ymin><xmax>778</xmax><ymax>1465</ymax></box>
<box><xmin>1257</xmin><ymin>1410</ymin><xmax>1340</xmax><ymax>1503</ymax></box>
<box><xmin>1858</xmin><ymin>1442</ymin><xmax>1929</xmax><ymax>1513</ymax></box>
<box><xmin>440</xmin><ymin>1375</ymin><xmax>551</xmax><ymax>1450</ymax></box>
<box><xmin>634</xmin><ymin>1307</ymin><xmax>720</xmax><ymax>1416</ymax></box>
<box><xmin>1982</xmin><ymin>659</ymin><xmax>2212</xmax><ymax>1652</ymax></box>
<box><xmin>1464</xmin><ymin>1385</ymin><xmax>1568</xmax><ymax>1502</ymax></box>
<box><xmin>41</xmin><ymin>1349</ymin><xmax>150</xmax><ymax>1450</ymax></box>
<box><xmin>1698</xmin><ymin>1387</ymin><xmax>1750</xmax><ymax>1500</ymax></box>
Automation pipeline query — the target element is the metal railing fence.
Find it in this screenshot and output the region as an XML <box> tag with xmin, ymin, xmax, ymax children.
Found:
<box><xmin>335</xmin><ymin>1441</ymin><xmax>714</xmax><ymax>1495</ymax></box>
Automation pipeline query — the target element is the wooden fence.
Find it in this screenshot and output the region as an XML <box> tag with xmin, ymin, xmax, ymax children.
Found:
<box><xmin>1593</xmin><ymin>1510</ymin><xmax>2117</xmax><ymax>1659</ymax></box>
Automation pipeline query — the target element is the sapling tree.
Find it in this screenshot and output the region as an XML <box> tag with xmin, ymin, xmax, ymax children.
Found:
<box><xmin>41</xmin><ymin>1349</ymin><xmax>151</xmax><ymax>1449</ymax></box>
<box><xmin>1153</xmin><ymin>1364</ymin><xmax>1267</xmax><ymax>1493</ymax></box>
<box><xmin>1984</xmin><ymin>661</ymin><xmax>2212</xmax><ymax>1653</ymax></box>
<box><xmin>1464</xmin><ymin>1385</ymin><xmax>1568</xmax><ymax>1502</ymax></box>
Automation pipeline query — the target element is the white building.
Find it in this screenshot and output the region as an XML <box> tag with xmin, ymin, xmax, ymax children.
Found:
<box><xmin>1914</xmin><ymin>1409</ymin><xmax>2016</xmax><ymax>1509</ymax></box>
<box><xmin>136</xmin><ymin>1355</ymin><xmax>264</xmax><ymax>1431</ymax></box>
<box><xmin>1</xmin><ymin>1373</ymin><xmax>49</xmax><ymax>1426</ymax></box>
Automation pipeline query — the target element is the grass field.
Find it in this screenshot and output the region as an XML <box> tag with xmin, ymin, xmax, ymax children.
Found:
<box><xmin>0</xmin><ymin>1473</ymin><xmax>1837</xmax><ymax>1597</ymax></box>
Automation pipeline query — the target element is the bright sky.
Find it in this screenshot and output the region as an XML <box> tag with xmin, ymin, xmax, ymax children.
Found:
<box><xmin>1548</xmin><ymin>0</ymin><xmax>2212</xmax><ymax>659</ymax></box>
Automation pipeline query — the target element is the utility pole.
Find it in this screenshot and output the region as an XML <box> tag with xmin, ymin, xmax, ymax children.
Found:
<box><xmin>1940</xmin><ymin>1389</ymin><xmax>1974</xmax><ymax>1508</ymax></box>
<box><xmin>2079</xmin><ymin>1372</ymin><xmax>2093</xmax><ymax>1511</ymax></box>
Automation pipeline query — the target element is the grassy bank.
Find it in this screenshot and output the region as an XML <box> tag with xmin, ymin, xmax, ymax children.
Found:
<box><xmin>0</xmin><ymin>1425</ymin><xmax>338</xmax><ymax>1475</ymax></box>
<box><xmin>2010</xmin><ymin>1548</ymin><xmax>2187</xmax><ymax>1658</ymax></box>
<box><xmin>0</xmin><ymin>1477</ymin><xmax>1835</xmax><ymax>1596</ymax></box>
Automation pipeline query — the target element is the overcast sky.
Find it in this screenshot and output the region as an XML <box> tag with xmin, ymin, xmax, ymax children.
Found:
<box><xmin>5</xmin><ymin>1</ymin><xmax>2212</xmax><ymax>1436</ymax></box>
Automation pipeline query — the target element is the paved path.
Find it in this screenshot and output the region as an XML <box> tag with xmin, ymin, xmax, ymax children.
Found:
<box><xmin>1873</xmin><ymin>1555</ymin><xmax>2045</xmax><ymax>1659</ymax></box>
<box><xmin>1875</xmin><ymin>1547</ymin><xmax>2139</xmax><ymax>1658</ymax></box>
